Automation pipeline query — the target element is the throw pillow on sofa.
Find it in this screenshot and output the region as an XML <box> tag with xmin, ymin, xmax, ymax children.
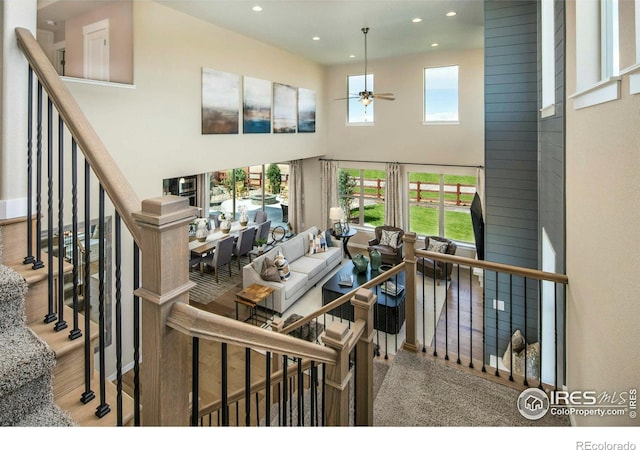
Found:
<box><xmin>380</xmin><ymin>229</ymin><xmax>400</xmax><ymax>248</ymax></box>
<box><xmin>427</xmin><ymin>239</ymin><xmax>448</xmax><ymax>253</ymax></box>
<box><xmin>260</xmin><ymin>257</ymin><xmax>281</xmax><ymax>283</ymax></box>
<box><xmin>273</xmin><ymin>253</ymin><xmax>291</xmax><ymax>281</ymax></box>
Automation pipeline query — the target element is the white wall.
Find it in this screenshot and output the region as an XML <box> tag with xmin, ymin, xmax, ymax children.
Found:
<box><xmin>324</xmin><ymin>48</ymin><xmax>484</xmax><ymax>165</ymax></box>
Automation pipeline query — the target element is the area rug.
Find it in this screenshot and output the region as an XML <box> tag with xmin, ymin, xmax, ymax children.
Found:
<box><xmin>188</xmin><ymin>259</ymin><xmax>246</xmax><ymax>306</ymax></box>
<box><xmin>373</xmin><ymin>349</ymin><xmax>570</xmax><ymax>427</ymax></box>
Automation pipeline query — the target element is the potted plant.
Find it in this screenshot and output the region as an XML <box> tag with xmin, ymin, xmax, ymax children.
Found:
<box><xmin>219</xmin><ymin>212</ymin><xmax>231</xmax><ymax>234</ymax></box>
<box><xmin>255</xmin><ymin>237</ymin><xmax>268</xmax><ymax>252</ymax></box>
<box><xmin>238</xmin><ymin>205</ymin><xmax>249</xmax><ymax>226</ymax></box>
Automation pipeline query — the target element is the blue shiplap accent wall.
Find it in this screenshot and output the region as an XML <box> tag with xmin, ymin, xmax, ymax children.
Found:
<box><xmin>484</xmin><ymin>0</ymin><xmax>539</xmax><ymax>362</ymax></box>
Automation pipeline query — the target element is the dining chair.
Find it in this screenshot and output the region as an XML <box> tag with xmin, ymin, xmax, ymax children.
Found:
<box><xmin>202</xmin><ymin>235</ymin><xmax>235</xmax><ymax>283</ymax></box>
<box><xmin>253</xmin><ymin>210</ymin><xmax>268</xmax><ymax>223</ymax></box>
<box><xmin>254</xmin><ymin>220</ymin><xmax>271</xmax><ymax>246</ymax></box>
<box><xmin>233</xmin><ymin>226</ymin><xmax>257</xmax><ymax>270</ymax></box>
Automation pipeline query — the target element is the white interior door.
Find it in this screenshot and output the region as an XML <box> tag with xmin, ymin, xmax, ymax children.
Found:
<box><xmin>83</xmin><ymin>20</ymin><xmax>110</xmax><ymax>82</ymax></box>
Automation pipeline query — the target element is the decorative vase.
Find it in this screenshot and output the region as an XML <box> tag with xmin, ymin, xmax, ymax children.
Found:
<box><xmin>352</xmin><ymin>253</ymin><xmax>369</xmax><ymax>274</ymax></box>
<box><xmin>239</xmin><ymin>212</ymin><xmax>249</xmax><ymax>227</ymax></box>
<box><xmin>195</xmin><ymin>219</ymin><xmax>208</xmax><ymax>242</ymax></box>
<box><xmin>369</xmin><ymin>248</ymin><xmax>382</xmax><ymax>272</ymax></box>
<box><xmin>220</xmin><ymin>219</ymin><xmax>231</xmax><ymax>234</ymax></box>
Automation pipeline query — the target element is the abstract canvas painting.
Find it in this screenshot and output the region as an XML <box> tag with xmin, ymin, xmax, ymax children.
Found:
<box><xmin>273</xmin><ymin>82</ymin><xmax>297</xmax><ymax>133</ymax></box>
<box><xmin>202</xmin><ymin>68</ymin><xmax>240</xmax><ymax>134</ymax></box>
<box><xmin>298</xmin><ymin>88</ymin><xmax>316</xmax><ymax>133</ymax></box>
<box><xmin>243</xmin><ymin>76</ymin><xmax>271</xmax><ymax>134</ymax></box>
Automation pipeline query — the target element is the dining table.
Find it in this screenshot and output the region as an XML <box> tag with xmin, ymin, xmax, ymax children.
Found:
<box><xmin>188</xmin><ymin>221</ymin><xmax>256</xmax><ymax>273</ymax></box>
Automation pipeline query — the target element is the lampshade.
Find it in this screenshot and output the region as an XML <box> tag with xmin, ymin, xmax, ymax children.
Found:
<box><xmin>359</xmin><ymin>97</ymin><xmax>372</xmax><ymax>106</ymax></box>
<box><xmin>329</xmin><ymin>207</ymin><xmax>344</xmax><ymax>221</ymax></box>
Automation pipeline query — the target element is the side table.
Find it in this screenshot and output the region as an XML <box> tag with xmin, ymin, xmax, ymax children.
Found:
<box><xmin>235</xmin><ymin>283</ymin><xmax>275</xmax><ymax>327</ymax></box>
<box><xmin>332</xmin><ymin>228</ymin><xmax>357</xmax><ymax>259</ymax></box>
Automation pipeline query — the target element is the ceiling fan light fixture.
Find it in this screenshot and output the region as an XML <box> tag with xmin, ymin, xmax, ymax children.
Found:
<box><xmin>360</xmin><ymin>97</ymin><xmax>372</xmax><ymax>106</ymax></box>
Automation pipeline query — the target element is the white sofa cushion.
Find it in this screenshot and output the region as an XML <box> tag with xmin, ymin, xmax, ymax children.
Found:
<box><xmin>281</xmin><ymin>270</ymin><xmax>308</xmax><ymax>300</ymax></box>
<box><xmin>288</xmin><ymin>256</ymin><xmax>326</xmax><ymax>280</ymax></box>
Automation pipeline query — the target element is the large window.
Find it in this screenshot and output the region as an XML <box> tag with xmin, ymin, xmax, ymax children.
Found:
<box><xmin>408</xmin><ymin>172</ymin><xmax>477</xmax><ymax>243</ymax></box>
<box><xmin>424</xmin><ymin>65</ymin><xmax>459</xmax><ymax>123</ymax></box>
<box><xmin>347</xmin><ymin>74</ymin><xmax>374</xmax><ymax>123</ymax></box>
<box><xmin>338</xmin><ymin>168</ymin><xmax>385</xmax><ymax>228</ymax></box>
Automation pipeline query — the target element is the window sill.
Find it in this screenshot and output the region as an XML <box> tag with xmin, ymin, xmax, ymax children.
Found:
<box><xmin>540</xmin><ymin>104</ymin><xmax>555</xmax><ymax>118</ymax></box>
<box><xmin>345</xmin><ymin>122</ymin><xmax>374</xmax><ymax>127</ymax></box>
<box><xmin>61</xmin><ymin>76</ymin><xmax>136</xmax><ymax>90</ymax></box>
<box><xmin>569</xmin><ymin>76</ymin><xmax>621</xmax><ymax>109</ymax></box>
<box><xmin>619</xmin><ymin>63</ymin><xmax>640</xmax><ymax>95</ymax></box>
<box><xmin>422</xmin><ymin>121</ymin><xmax>460</xmax><ymax>126</ymax></box>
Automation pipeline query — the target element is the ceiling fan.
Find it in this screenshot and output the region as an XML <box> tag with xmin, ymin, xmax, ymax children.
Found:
<box><xmin>336</xmin><ymin>27</ymin><xmax>395</xmax><ymax>106</ymax></box>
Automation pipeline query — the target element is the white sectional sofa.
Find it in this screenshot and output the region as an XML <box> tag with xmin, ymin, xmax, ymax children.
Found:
<box><xmin>242</xmin><ymin>226</ymin><xmax>342</xmax><ymax>315</ymax></box>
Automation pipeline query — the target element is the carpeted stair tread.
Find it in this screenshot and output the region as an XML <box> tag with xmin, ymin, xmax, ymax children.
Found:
<box><xmin>0</xmin><ymin>264</ymin><xmax>28</xmax><ymax>331</ymax></box>
<box><xmin>0</xmin><ymin>373</ymin><xmax>56</xmax><ymax>426</ymax></box>
<box><xmin>15</xmin><ymin>402</ymin><xmax>76</xmax><ymax>427</ymax></box>
<box><xmin>0</xmin><ymin>327</ymin><xmax>55</xmax><ymax>396</ymax></box>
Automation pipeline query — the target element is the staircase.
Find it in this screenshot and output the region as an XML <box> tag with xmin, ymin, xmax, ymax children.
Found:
<box><xmin>0</xmin><ymin>217</ymin><xmax>134</xmax><ymax>426</ymax></box>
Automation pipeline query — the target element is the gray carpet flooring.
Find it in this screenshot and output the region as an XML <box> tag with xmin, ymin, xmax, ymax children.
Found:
<box><xmin>373</xmin><ymin>349</ymin><xmax>571</xmax><ymax>427</ymax></box>
<box><xmin>188</xmin><ymin>256</ymin><xmax>247</xmax><ymax>305</ymax></box>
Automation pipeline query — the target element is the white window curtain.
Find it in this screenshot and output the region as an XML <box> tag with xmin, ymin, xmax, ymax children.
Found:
<box><xmin>384</xmin><ymin>162</ymin><xmax>404</xmax><ymax>229</ymax></box>
<box><xmin>288</xmin><ymin>160</ymin><xmax>303</xmax><ymax>234</ymax></box>
<box><xmin>321</xmin><ymin>160</ymin><xmax>338</xmax><ymax>230</ymax></box>
<box><xmin>196</xmin><ymin>173</ymin><xmax>209</xmax><ymax>218</ymax></box>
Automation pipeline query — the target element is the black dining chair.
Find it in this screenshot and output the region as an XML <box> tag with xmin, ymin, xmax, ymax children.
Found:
<box><xmin>202</xmin><ymin>235</ymin><xmax>235</xmax><ymax>283</ymax></box>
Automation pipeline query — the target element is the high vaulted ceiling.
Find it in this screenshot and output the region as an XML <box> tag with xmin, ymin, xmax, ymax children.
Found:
<box><xmin>37</xmin><ymin>0</ymin><xmax>484</xmax><ymax>67</ymax></box>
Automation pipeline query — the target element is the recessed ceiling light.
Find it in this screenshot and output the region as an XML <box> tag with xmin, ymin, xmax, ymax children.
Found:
<box><xmin>412</xmin><ymin>18</ymin><xmax>422</xmax><ymax>23</ymax></box>
<box><xmin>446</xmin><ymin>11</ymin><xmax>457</xmax><ymax>17</ymax></box>
<box><xmin>252</xmin><ymin>5</ymin><xmax>262</xmax><ymax>12</ymax></box>
<box><xmin>431</xmin><ymin>43</ymin><xmax>439</xmax><ymax>47</ymax></box>
<box><xmin>46</xmin><ymin>20</ymin><xmax>56</xmax><ymax>26</ymax></box>
<box><xmin>349</xmin><ymin>54</ymin><xmax>356</xmax><ymax>58</ymax></box>
<box><xmin>312</xmin><ymin>36</ymin><xmax>320</xmax><ymax>41</ymax></box>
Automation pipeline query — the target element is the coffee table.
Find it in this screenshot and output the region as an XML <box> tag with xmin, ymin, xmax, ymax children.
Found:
<box><xmin>235</xmin><ymin>283</ymin><xmax>275</xmax><ymax>327</ymax></box>
<box><xmin>321</xmin><ymin>261</ymin><xmax>406</xmax><ymax>334</ymax></box>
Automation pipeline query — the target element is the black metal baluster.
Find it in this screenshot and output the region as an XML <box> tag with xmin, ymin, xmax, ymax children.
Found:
<box><xmin>115</xmin><ymin>213</ymin><xmax>123</xmax><ymax>425</ymax></box>
<box><xmin>33</xmin><ymin>81</ymin><xmax>44</xmax><ymax>270</ymax></box>
<box><xmin>95</xmin><ymin>186</ymin><xmax>110</xmax><ymax>418</ymax></box>
<box><xmin>54</xmin><ymin>115</ymin><xmax>67</xmax><ymax>332</ymax></box>
<box><xmin>468</xmin><ymin>266</ymin><xmax>474</xmax><ymax>369</ymax></box>
<box><xmin>265</xmin><ymin>351</ymin><xmax>271</xmax><ymax>427</ymax></box>
<box><xmin>444</xmin><ymin>263</ymin><xmax>449</xmax><ymax>361</ymax></box>
<box><xmin>383</xmin><ymin>289</ymin><xmax>388</xmax><ymax>359</ymax></box>
<box><xmin>481</xmin><ymin>270</ymin><xmax>487</xmax><ymax>373</ymax></box>
<box><xmin>538</xmin><ymin>279</ymin><xmax>543</xmax><ymax>389</ymax></box>
<box><xmin>508</xmin><ymin>274</ymin><xmax>513</xmax><ymax>381</ymax></box>
<box><xmin>288</xmin><ymin>373</ymin><xmax>293</xmax><ymax>426</ymax></box>
<box><xmin>554</xmin><ymin>283</ymin><xmax>558</xmax><ymax>391</ymax></box>
<box><xmin>494</xmin><ymin>272</ymin><xmax>500</xmax><ymax>377</ymax></box>
<box><xmin>44</xmin><ymin>97</ymin><xmax>56</xmax><ymax>324</ymax></box>
<box><xmin>24</xmin><ymin>67</ymin><xmax>35</xmax><ymax>266</ymax></box>
<box><xmin>523</xmin><ymin>277</ymin><xmax>528</xmax><ymax>387</ymax></box>
<box><xmin>353</xmin><ymin>346</ymin><xmax>357</xmax><ymax>425</ymax></box>
<box><xmin>191</xmin><ymin>337</ymin><xmax>199</xmax><ymax>426</ymax></box>
<box><xmin>277</xmin><ymin>382</ymin><xmax>281</xmax><ymax>426</ymax></box>
<box><xmin>282</xmin><ymin>356</ymin><xmax>288</xmax><ymax>426</ymax></box>
<box><xmin>221</xmin><ymin>342</ymin><xmax>229</xmax><ymax>426</ymax></box>
<box><xmin>456</xmin><ymin>264</ymin><xmax>461</xmax><ymax>364</ymax></box>
<box><xmin>432</xmin><ymin>267</ymin><xmax>437</xmax><ymax>357</ymax></box>
<box><xmin>321</xmin><ymin>364</ymin><xmax>326</xmax><ymax>426</ymax></box>
<box><xmin>254</xmin><ymin>392</ymin><xmax>259</xmax><ymax>427</ymax></box>
<box><xmin>310</xmin><ymin>361</ymin><xmax>316</xmax><ymax>426</ymax></box>
<box><xmin>133</xmin><ymin>242</ymin><xmax>141</xmax><ymax>424</ymax></box>
<box><xmin>80</xmin><ymin>160</ymin><xmax>94</xmax><ymax>404</ymax></box>
<box><xmin>69</xmin><ymin>139</ymin><xmax>81</xmax><ymax>340</ymax></box>
<box><xmin>245</xmin><ymin>347</ymin><xmax>251</xmax><ymax>426</ymax></box>
<box><xmin>297</xmin><ymin>358</ymin><xmax>303</xmax><ymax>426</ymax></box>
<box><xmin>421</xmin><ymin>257</ymin><xmax>426</xmax><ymax>352</ymax></box>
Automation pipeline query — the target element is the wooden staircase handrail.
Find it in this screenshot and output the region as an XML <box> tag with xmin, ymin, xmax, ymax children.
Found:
<box><xmin>415</xmin><ymin>249</ymin><xmax>569</xmax><ymax>284</ymax></box>
<box><xmin>167</xmin><ymin>302</ymin><xmax>338</xmax><ymax>365</ymax></box>
<box><xmin>280</xmin><ymin>263</ymin><xmax>406</xmax><ymax>336</ymax></box>
<box><xmin>15</xmin><ymin>27</ymin><xmax>142</xmax><ymax>245</ymax></box>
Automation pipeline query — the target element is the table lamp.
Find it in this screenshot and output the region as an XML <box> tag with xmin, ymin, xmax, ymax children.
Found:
<box><xmin>329</xmin><ymin>207</ymin><xmax>344</xmax><ymax>235</ymax></box>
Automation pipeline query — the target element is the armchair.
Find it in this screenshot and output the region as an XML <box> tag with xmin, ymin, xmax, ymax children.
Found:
<box><xmin>367</xmin><ymin>226</ymin><xmax>405</xmax><ymax>266</ymax></box>
<box><xmin>416</xmin><ymin>236</ymin><xmax>457</xmax><ymax>284</ymax></box>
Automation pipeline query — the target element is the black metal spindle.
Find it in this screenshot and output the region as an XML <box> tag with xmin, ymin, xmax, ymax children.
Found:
<box><xmin>80</xmin><ymin>160</ymin><xmax>94</xmax><ymax>404</ymax></box>
<box><xmin>191</xmin><ymin>337</ymin><xmax>199</xmax><ymax>426</ymax></box>
<box><xmin>554</xmin><ymin>283</ymin><xmax>558</xmax><ymax>391</ymax></box>
<box><xmin>353</xmin><ymin>346</ymin><xmax>357</xmax><ymax>425</ymax></box>
<box><xmin>245</xmin><ymin>347</ymin><xmax>251</xmax><ymax>426</ymax></box>
<box><xmin>508</xmin><ymin>274</ymin><xmax>513</xmax><ymax>381</ymax></box>
<box><xmin>297</xmin><ymin>358</ymin><xmax>303</xmax><ymax>426</ymax></box>
<box><xmin>538</xmin><ymin>279</ymin><xmax>543</xmax><ymax>389</ymax></box>
<box><xmin>432</xmin><ymin>267</ymin><xmax>437</xmax><ymax>357</ymax></box>
<box><xmin>44</xmin><ymin>97</ymin><xmax>56</xmax><ymax>324</ymax></box>
<box><xmin>133</xmin><ymin>242</ymin><xmax>141</xmax><ymax>424</ymax></box>
<box><xmin>421</xmin><ymin>257</ymin><xmax>426</xmax><ymax>352</ymax></box>
<box><xmin>468</xmin><ymin>266</ymin><xmax>474</xmax><ymax>369</ymax></box>
<box><xmin>24</xmin><ymin>67</ymin><xmax>35</xmax><ymax>266</ymax></box>
<box><xmin>69</xmin><ymin>139</ymin><xmax>81</xmax><ymax>340</ymax></box>
<box><xmin>265</xmin><ymin>351</ymin><xmax>271</xmax><ymax>427</ymax></box>
<box><xmin>33</xmin><ymin>81</ymin><xmax>44</xmax><ymax>270</ymax></box>
<box><xmin>321</xmin><ymin>364</ymin><xmax>326</xmax><ymax>426</ymax></box>
<box><xmin>383</xmin><ymin>288</ymin><xmax>388</xmax><ymax>359</ymax></box>
<box><xmin>95</xmin><ymin>186</ymin><xmax>110</xmax><ymax>418</ymax></box>
<box><xmin>523</xmin><ymin>277</ymin><xmax>528</xmax><ymax>387</ymax></box>
<box><xmin>494</xmin><ymin>272</ymin><xmax>500</xmax><ymax>377</ymax></box>
<box><xmin>254</xmin><ymin>392</ymin><xmax>259</xmax><ymax>426</ymax></box>
<box><xmin>282</xmin><ymin>355</ymin><xmax>288</xmax><ymax>426</ymax></box>
<box><xmin>444</xmin><ymin>262</ymin><xmax>449</xmax><ymax>361</ymax></box>
<box><xmin>456</xmin><ymin>264</ymin><xmax>461</xmax><ymax>364</ymax></box>
<box><xmin>54</xmin><ymin>115</ymin><xmax>67</xmax><ymax>332</ymax></box>
<box><xmin>115</xmin><ymin>213</ymin><xmax>123</xmax><ymax>425</ymax></box>
<box><xmin>288</xmin><ymin>373</ymin><xmax>293</xmax><ymax>425</ymax></box>
<box><xmin>221</xmin><ymin>342</ymin><xmax>229</xmax><ymax>426</ymax></box>
<box><xmin>310</xmin><ymin>361</ymin><xmax>316</xmax><ymax>426</ymax></box>
<box><xmin>481</xmin><ymin>270</ymin><xmax>486</xmax><ymax>373</ymax></box>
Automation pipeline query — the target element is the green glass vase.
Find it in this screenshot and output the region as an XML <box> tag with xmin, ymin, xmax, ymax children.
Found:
<box><xmin>369</xmin><ymin>248</ymin><xmax>382</xmax><ymax>272</ymax></box>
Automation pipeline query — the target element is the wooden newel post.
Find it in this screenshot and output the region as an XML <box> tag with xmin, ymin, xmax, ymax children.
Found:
<box><xmin>402</xmin><ymin>232</ymin><xmax>419</xmax><ymax>352</ymax></box>
<box><xmin>352</xmin><ymin>288</ymin><xmax>376</xmax><ymax>425</ymax></box>
<box><xmin>132</xmin><ymin>196</ymin><xmax>197</xmax><ymax>426</ymax></box>
<box><xmin>322</xmin><ymin>322</ymin><xmax>352</xmax><ymax>426</ymax></box>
